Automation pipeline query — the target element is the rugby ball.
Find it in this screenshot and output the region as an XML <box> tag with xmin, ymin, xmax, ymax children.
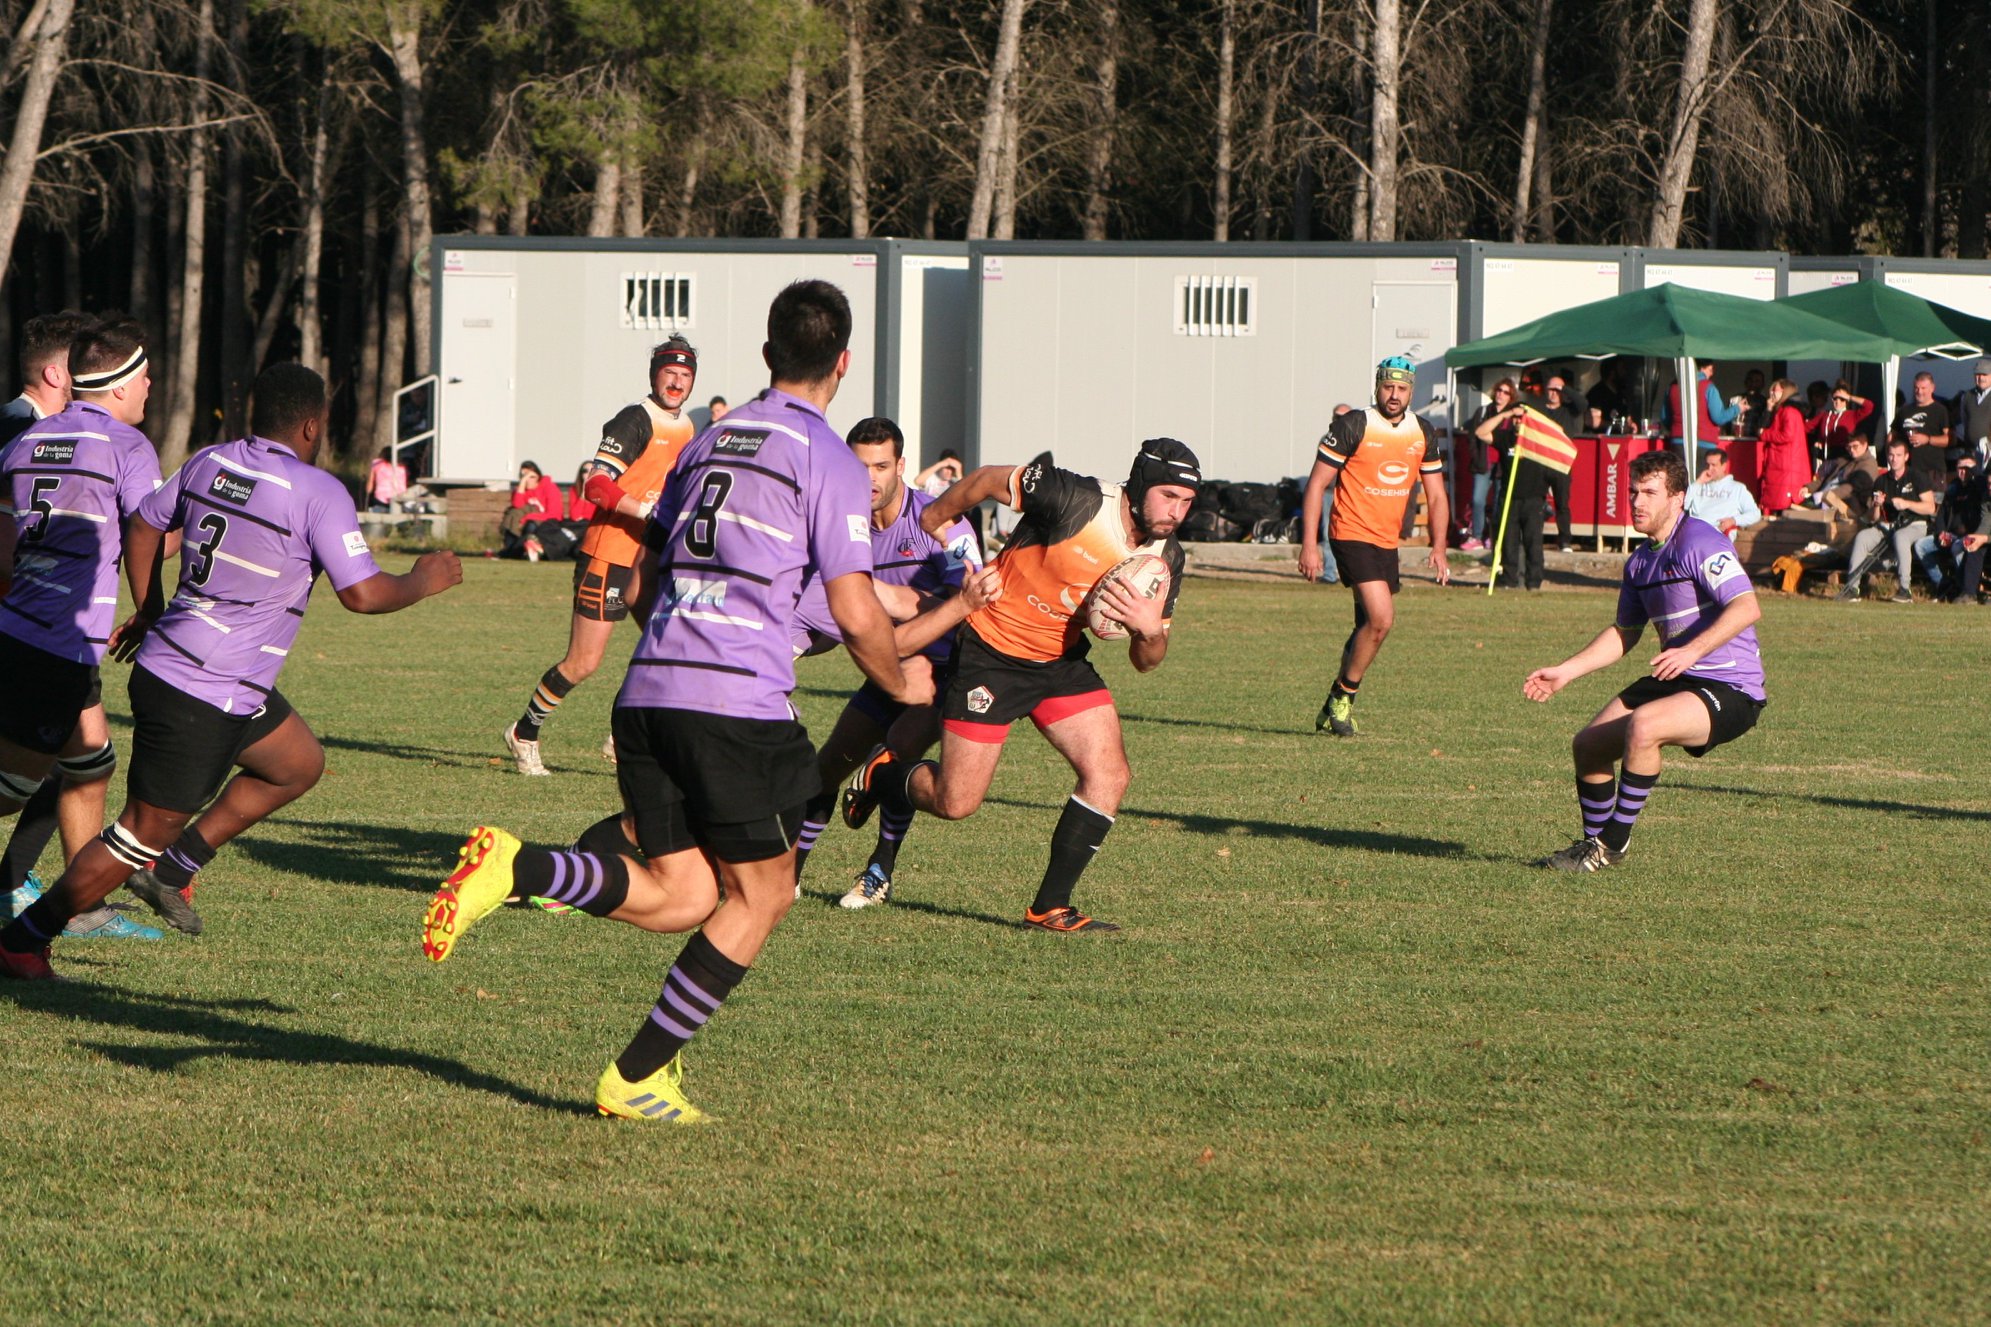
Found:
<box><xmin>1084</xmin><ymin>554</ymin><xmax>1170</xmax><ymax>640</ymax></box>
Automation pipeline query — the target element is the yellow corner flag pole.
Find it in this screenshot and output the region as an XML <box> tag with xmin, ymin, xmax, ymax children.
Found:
<box><xmin>1485</xmin><ymin>451</ymin><xmax>1521</xmax><ymax>596</ymax></box>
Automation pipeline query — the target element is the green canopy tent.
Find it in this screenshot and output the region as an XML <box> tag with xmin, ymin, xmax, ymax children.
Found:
<box><xmin>1779</xmin><ymin>282</ymin><xmax>1991</xmax><ymax>439</ymax></box>
<box><xmin>1444</xmin><ymin>283</ymin><xmax>1902</xmax><ymax>474</ymax></box>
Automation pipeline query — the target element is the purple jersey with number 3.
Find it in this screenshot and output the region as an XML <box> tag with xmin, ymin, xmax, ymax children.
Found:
<box><xmin>788</xmin><ymin>486</ymin><xmax>981</xmax><ymax>657</ymax></box>
<box><xmin>1617</xmin><ymin>514</ymin><xmax>1766</xmax><ymax>701</ymax></box>
<box><xmin>0</xmin><ymin>401</ymin><xmax>162</xmax><ymax>664</ymax></box>
<box><xmin>618</xmin><ymin>388</ymin><xmax>874</xmax><ymax>722</ymax></box>
<box><xmin>133</xmin><ymin>436</ymin><xmax>382</xmax><ymax>713</ymax></box>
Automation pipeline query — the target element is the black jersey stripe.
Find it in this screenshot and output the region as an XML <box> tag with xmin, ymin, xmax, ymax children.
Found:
<box><xmin>625</xmin><ymin>656</ymin><xmax>758</xmax><ymax>677</ymax></box>
<box><xmin>187</xmin><ymin>490</ymin><xmax>293</xmax><ymax>535</ymax></box>
<box><xmin>0</xmin><ymin>599</ymin><xmax>54</xmax><ymax>629</ymax></box>
<box><xmin>653</xmin><ymin>559</ymin><xmax>774</xmax><ymax>586</ymax></box>
<box><xmin>678</xmin><ymin>458</ymin><xmax>802</xmax><ymax>494</ymax></box>
<box><xmin>12</xmin><ymin>465</ymin><xmax>118</xmax><ymax>484</ymax></box>
<box><xmin>149</xmin><ymin>628</ymin><xmax>206</xmax><ymax>667</ymax></box>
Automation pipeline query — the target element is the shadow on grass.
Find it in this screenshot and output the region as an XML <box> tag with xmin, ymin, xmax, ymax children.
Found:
<box><xmin>797</xmin><ymin>886</ymin><xmax>1019</xmax><ymax>930</ymax></box>
<box><xmin>319</xmin><ymin>733</ymin><xmax>506</xmax><ymax>771</ymax></box>
<box><xmin>1671</xmin><ymin>782</ymin><xmax>1991</xmax><ymax>824</ymax></box>
<box><xmin>3</xmin><ymin>984</ymin><xmax>590</xmax><ymax>1114</ymax></box>
<box><xmin>1117</xmin><ymin>710</ymin><xmax>1313</xmax><ymax>739</ymax></box>
<box><xmin>982</xmin><ymin>796</ymin><xmax>1478</xmax><ymax>861</ymax></box>
<box><xmin>229</xmin><ymin>819</ymin><xmax>475</xmax><ymax>893</ymax></box>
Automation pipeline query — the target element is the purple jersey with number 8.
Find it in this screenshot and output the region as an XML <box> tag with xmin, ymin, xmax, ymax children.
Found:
<box><xmin>133</xmin><ymin>436</ymin><xmax>382</xmax><ymax>713</ymax></box>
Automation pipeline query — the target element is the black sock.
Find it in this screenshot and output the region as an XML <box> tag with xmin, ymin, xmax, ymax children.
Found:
<box><xmin>152</xmin><ymin>827</ymin><xmax>217</xmax><ymax>892</ymax></box>
<box><xmin>1</xmin><ymin>778</ymin><xmax>59</xmax><ymax>893</ymax></box>
<box><xmin>616</xmin><ymin>931</ymin><xmax>749</xmax><ymax>1082</ymax></box>
<box><xmin>1328</xmin><ymin>672</ymin><xmax>1361</xmax><ymax>705</ymax></box>
<box><xmin>571</xmin><ymin>815</ymin><xmax>638</xmax><ymax>859</ymax></box>
<box><xmin>1</xmin><ymin>894</ymin><xmax>70</xmax><ymax>953</ymax></box>
<box><xmin>1030</xmin><ymin>796</ymin><xmax>1115</xmax><ymax>914</ymax></box>
<box><xmin>1598</xmin><ymin>770</ymin><xmax>1658</xmax><ymax>853</ymax></box>
<box><xmin>517</xmin><ymin>666</ymin><xmax>576</xmax><ymax>740</ymax></box>
<box><xmin>793</xmin><ymin>791</ymin><xmax>836</xmax><ymax>876</ymax></box>
<box><xmin>509</xmin><ymin>845</ymin><xmax>630</xmax><ymax>915</ymax></box>
<box><xmin>868</xmin><ymin>804</ymin><xmax>913</xmax><ymax>877</ymax></box>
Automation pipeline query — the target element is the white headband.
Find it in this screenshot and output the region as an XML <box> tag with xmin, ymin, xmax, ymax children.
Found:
<box><xmin>72</xmin><ymin>346</ymin><xmax>147</xmax><ymax>393</ymax></box>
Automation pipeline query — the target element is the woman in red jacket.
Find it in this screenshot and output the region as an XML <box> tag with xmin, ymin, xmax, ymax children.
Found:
<box><xmin>1756</xmin><ymin>378</ymin><xmax>1812</xmax><ymax>514</ymax></box>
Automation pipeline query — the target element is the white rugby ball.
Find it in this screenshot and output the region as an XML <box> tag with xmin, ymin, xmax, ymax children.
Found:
<box><xmin>1084</xmin><ymin>554</ymin><xmax>1170</xmax><ymax>640</ymax></box>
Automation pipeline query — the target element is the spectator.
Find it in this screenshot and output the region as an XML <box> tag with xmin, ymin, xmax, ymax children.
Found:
<box><xmin>1585</xmin><ymin>358</ymin><xmax>1630</xmax><ymax>428</ymax></box>
<box><xmin>1893</xmin><ymin>371</ymin><xmax>1949</xmax><ymax>467</ymax></box>
<box><xmin>501</xmin><ymin>460</ymin><xmax>564</xmax><ymax>542</ymax></box>
<box><xmin>914</xmin><ymin>449</ymin><xmax>965</xmax><ymax>498</ymax></box>
<box><xmin>1800</xmin><ymin>433</ymin><xmax>1880</xmax><ymax>518</ymax></box>
<box><xmin>1664</xmin><ymin>360</ymin><xmax>1740</xmax><ymax>447</ymax></box>
<box><xmin>523</xmin><ymin>463</ymin><xmax>599</xmax><ymax>563</ymax></box>
<box><xmin>1804</xmin><ymin>379</ymin><xmax>1830</xmax><ymax>419</ymax></box>
<box><xmin>1912</xmin><ymin>453</ymin><xmax>1989</xmax><ymax>603</ymax></box>
<box><xmin>367</xmin><ymin>446</ymin><xmax>409</xmax><ymax>513</ymax></box>
<box><xmin>1754</xmin><ymin>377</ymin><xmax>1811</xmax><ymax>515</ymax></box>
<box><xmin>1684</xmin><ymin>448</ymin><xmax>1762</xmax><ymax>538</ymax></box>
<box><xmin>1494</xmin><ymin>430</ymin><xmax>1550</xmax><ymax>593</ymax></box>
<box><xmin>1519</xmin><ymin>367</ymin><xmax>1545</xmax><ymax>401</ymax></box>
<box><xmin>1806</xmin><ymin>380</ymin><xmax>1874</xmax><ymax>459</ymax></box>
<box><xmin>708</xmin><ymin>395</ymin><xmax>730</xmax><ymax>422</ymax></box>
<box><xmin>1307</xmin><ymin>405</ymin><xmax>1353</xmax><ymax>585</ymax></box>
<box><xmin>1955</xmin><ymin>360</ymin><xmax>1991</xmax><ymax>466</ymax></box>
<box><xmin>1540</xmin><ymin>371</ymin><xmax>1582</xmax><ymax>552</ymax></box>
<box><xmin>1463</xmin><ymin>377</ymin><xmax>1519</xmax><ymax>551</ymax></box>
<box><xmin>1846</xmin><ymin>438</ymin><xmax>1937</xmax><ymax>602</ymax></box>
<box><xmin>1736</xmin><ymin>368</ymin><xmax>1769</xmax><ymax>438</ymax></box>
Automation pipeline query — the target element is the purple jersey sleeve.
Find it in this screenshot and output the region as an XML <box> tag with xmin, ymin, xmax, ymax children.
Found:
<box><xmin>1687</xmin><ymin>528</ymin><xmax>1752</xmax><ymax>607</ymax></box>
<box><xmin>136</xmin><ymin>460</ymin><xmax>184</xmax><ymax>531</ymax></box>
<box><xmin>302</xmin><ymin>471</ymin><xmax>382</xmax><ymax>591</ymax></box>
<box><xmin>118</xmin><ymin>438</ymin><xmax>163</xmax><ymax>520</ymax></box>
<box><xmin>806</xmin><ymin>445</ymin><xmax>874</xmax><ymax>584</ymax></box>
<box><xmin>1615</xmin><ymin>575</ymin><xmax>1649</xmax><ymax>631</ymax></box>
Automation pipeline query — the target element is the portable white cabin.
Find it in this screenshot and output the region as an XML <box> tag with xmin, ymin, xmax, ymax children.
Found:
<box><xmin>967</xmin><ymin>241</ymin><xmax>1638</xmax><ymax>485</ymax></box>
<box><xmin>425</xmin><ymin>237</ymin><xmax>970</xmax><ymax>485</ymax></box>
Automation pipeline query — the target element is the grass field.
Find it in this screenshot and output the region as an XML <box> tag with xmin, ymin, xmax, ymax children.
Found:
<box><xmin>4</xmin><ymin>560</ymin><xmax>1986</xmax><ymax>1325</ymax></box>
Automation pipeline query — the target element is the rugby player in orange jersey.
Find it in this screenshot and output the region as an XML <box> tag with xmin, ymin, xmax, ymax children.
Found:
<box><xmin>1297</xmin><ymin>355</ymin><xmax>1451</xmax><ymax>736</ymax></box>
<box><xmin>841</xmin><ymin>440</ymin><xmax>1201</xmax><ymax>933</ymax></box>
<box><xmin>504</xmin><ymin>337</ymin><xmax>698</xmax><ymax>775</ymax></box>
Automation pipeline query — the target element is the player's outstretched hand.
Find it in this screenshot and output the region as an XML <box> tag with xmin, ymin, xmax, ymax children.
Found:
<box><xmin>892</xmin><ymin>654</ymin><xmax>936</xmax><ymax>707</ymax></box>
<box><xmin>1428</xmin><ymin>548</ymin><xmax>1452</xmax><ymax>586</ymax></box>
<box><xmin>412</xmin><ymin>549</ymin><xmax>464</xmax><ymax>599</ymax></box>
<box><xmin>1649</xmin><ymin>646</ymin><xmax>1696</xmax><ymax>681</ymax></box>
<box><xmin>1098</xmin><ymin>576</ymin><xmax>1165</xmax><ymax>639</ymax></box>
<box><xmin>1297</xmin><ymin>544</ymin><xmax>1324</xmax><ymax>582</ymax></box>
<box><xmin>962</xmin><ymin>566</ymin><xmax>1003</xmax><ymax>613</ymax></box>
<box><xmin>106</xmin><ymin>609</ymin><xmax>157</xmax><ymax>662</ymax></box>
<box><xmin>1522</xmin><ymin>665</ymin><xmax>1570</xmax><ymax>702</ymax></box>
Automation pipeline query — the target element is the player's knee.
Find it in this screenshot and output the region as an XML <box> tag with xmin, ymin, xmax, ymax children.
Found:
<box><xmin>0</xmin><ymin>765</ymin><xmax>43</xmax><ymax>816</ymax></box>
<box><xmin>561</xmin><ymin>654</ymin><xmax>601</xmax><ymax>683</ymax></box>
<box><xmin>1623</xmin><ymin>712</ymin><xmax>1666</xmax><ymax>753</ymax></box>
<box><xmin>930</xmin><ymin>784</ymin><xmax>983</xmax><ymax>821</ymax></box>
<box><xmin>56</xmin><ymin>742</ymin><xmax>116</xmax><ymax>787</ymax></box>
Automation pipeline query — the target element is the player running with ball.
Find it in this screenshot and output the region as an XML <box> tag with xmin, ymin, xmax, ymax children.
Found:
<box><xmin>842</xmin><ymin>440</ymin><xmax>1201</xmax><ymax>933</ymax></box>
<box><xmin>1522</xmin><ymin>449</ymin><xmax>1767</xmax><ymax>872</ymax></box>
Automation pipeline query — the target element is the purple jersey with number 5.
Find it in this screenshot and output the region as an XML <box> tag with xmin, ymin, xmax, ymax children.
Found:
<box><xmin>0</xmin><ymin>401</ymin><xmax>162</xmax><ymax>664</ymax></box>
<box><xmin>1617</xmin><ymin>514</ymin><xmax>1766</xmax><ymax>701</ymax></box>
<box><xmin>618</xmin><ymin>388</ymin><xmax>874</xmax><ymax>722</ymax></box>
<box><xmin>133</xmin><ymin>436</ymin><xmax>382</xmax><ymax>713</ymax></box>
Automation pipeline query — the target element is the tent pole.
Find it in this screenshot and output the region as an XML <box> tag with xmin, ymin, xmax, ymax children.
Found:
<box><xmin>1881</xmin><ymin>358</ymin><xmax>1900</xmax><ymax>444</ymax></box>
<box><xmin>1677</xmin><ymin>355</ymin><xmax>1698</xmax><ymax>484</ymax></box>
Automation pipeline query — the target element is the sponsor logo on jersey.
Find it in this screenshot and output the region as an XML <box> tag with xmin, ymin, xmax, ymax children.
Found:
<box><xmin>1377</xmin><ymin>462</ymin><xmax>1412</xmax><ymax>485</ymax></box>
<box><xmin>898</xmin><ymin>540</ymin><xmax>917</xmax><ymax>557</ymax></box>
<box><xmin>713</xmin><ymin>429</ymin><xmax>766</xmax><ymax>458</ymax></box>
<box><xmin>598</xmin><ymin>434</ymin><xmax>627</xmax><ymax>457</ymax></box>
<box><xmin>966</xmin><ymin>685</ymin><xmax>994</xmax><ymax>714</ymax></box>
<box><xmin>1699</xmin><ymin>550</ymin><xmax>1743</xmax><ymax>588</ymax></box>
<box><xmin>210</xmin><ymin>472</ymin><xmax>258</xmax><ymax>505</ymax></box>
<box><xmin>664</xmin><ymin>576</ymin><xmax>727</xmax><ymax>611</ymax></box>
<box><xmin>848</xmin><ymin>514</ymin><xmax>870</xmax><ymax>543</ymax></box>
<box><xmin>29</xmin><ymin>440</ymin><xmax>76</xmax><ymax>464</ymax></box>
<box><xmin>341</xmin><ymin>530</ymin><xmax>369</xmax><ymax>557</ymax></box>
<box><xmin>1019</xmin><ymin>461</ymin><xmax>1043</xmax><ymax>494</ymax></box>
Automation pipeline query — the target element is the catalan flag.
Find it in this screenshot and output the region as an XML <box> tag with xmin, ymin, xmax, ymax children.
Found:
<box><xmin>1513</xmin><ymin>405</ymin><xmax>1579</xmax><ymax>474</ymax></box>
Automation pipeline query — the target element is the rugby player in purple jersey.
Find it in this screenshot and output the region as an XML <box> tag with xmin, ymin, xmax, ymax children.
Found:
<box><xmin>421</xmin><ymin>280</ymin><xmax>932</xmax><ymax>1123</ymax></box>
<box><xmin>1522</xmin><ymin>449</ymin><xmax>1767</xmax><ymax>872</ymax></box>
<box><xmin>0</xmin><ymin>365</ymin><xmax>461</xmax><ymax>978</ymax></box>
<box><xmin>0</xmin><ymin>317</ymin><xmax>160</xmax><ymax>843</ymax></box>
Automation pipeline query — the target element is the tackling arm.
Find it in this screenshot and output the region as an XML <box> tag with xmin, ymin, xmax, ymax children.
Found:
<box><xmin>825</xmin><ymin>571</ymin><xmax>927</xmax><ymax>705</ymax></box>
<box><xmin>336</xmin><ymin>551</ymin><xmax>463</xmax><ymax>615</ymax></box>
<box><xmin>919</xmin><ymin>465</ymin><xmax>1014</xmax><ymax>537</ymax></box>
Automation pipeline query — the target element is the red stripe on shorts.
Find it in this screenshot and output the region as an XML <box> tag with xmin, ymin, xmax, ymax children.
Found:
<box><xmin>1030</xmin><ymin>689</ymin><xmax>1113</xmax><ymax>728</ymax></box>
<box><xmin>943</xmin><ymin>719</ymin><xmax>1010</xmax><ymax>744</ymax></box>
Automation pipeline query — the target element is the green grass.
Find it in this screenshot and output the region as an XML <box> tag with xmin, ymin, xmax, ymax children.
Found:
<box><xmin>4</xmin><ymin>562</ymin><xmax>1986</xmax><ymax>1325</ymax></box>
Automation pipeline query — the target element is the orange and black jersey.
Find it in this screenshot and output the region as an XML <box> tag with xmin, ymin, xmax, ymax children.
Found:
<box><xmin>968</xmin><ymin>451</ymin><xmax>1186</xmax><ymax>664</ymax></box>
<box><xmin>1317</xmin><ymin>408</ymin><xmax>1442</xmax><ymax>550</ymax></box>
<box><xmin>578</xmin><ymin>397</ymin><xmax>696</xmax><ymax>568</ymax></box>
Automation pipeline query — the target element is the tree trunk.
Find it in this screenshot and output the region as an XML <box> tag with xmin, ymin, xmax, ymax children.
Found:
<box><xmin>993</xmin><ymin>56</ymin><xmax>1021</xmax><ymax>240</ymax></box>
<box><xmin>620</xmin><ymin>157</ymin><xmax>646</xmax><ymax>236</ymax></box>
<box><xmin>1922</xmin><ymin>0</ymin><xmax>1937</xmax><ymax>257</ymax></box>
<box><xmin>846</xmin><ymin>3</ymin><xmax>870</xmax><ymax>239</ymax></box>
<box><xmin>158</xmin><ymin>161</ymin><xmax>186</xmax><ymax>434</ymax></box>
<box><xmin>967</xmin><ymin>0</ymin><xmax>1027</xmax><ymax>239</ymax></box>
<box><xmin>297</xmin><ymin>80</ymin><xmax>328</xmax><ymax>377</ymax></box>
<box><xmin>374</xmin><ymin>207</ymin><xmax>410</xmax><ymax>456</ymax></box>
<box><xmin>1367</xmin><ymin>0</ymin><xmax>1402</xmax><ymax>242</ymax></box>
<box><xmin>779</xmin><ymin>46</ymin><xmax>808</xmax><ymax>239</ymax></box>
<box><xmin>803</xmin><ymin>137</ymin><xmax>822</xmax><ymax>238</ymax></box>
<box><xmin>386</xmin><ymin>6</ymin><xmax>433</xmax><ymax>377</ymax></box>
<box><xmin>587</xmin><ymin>156</ymin><xmax>620</xmax><ymax>236</ymax></box>
<box><xmin>1531</xmin><ymin>120</ymin><xmax>1555</xmax><ymax>242</ymax></box>
<box><xmin>1212</xmin><ymin>0</ymin><xmax>1235</xmax><ymax>242</ymax></box>
<box><xmin>0</xmin><ymin>0</ymin><xmax>76</xmax><ymax>282</ymax></box>
<box><xmin>251</xmin><ymin>241</ymin><xmax>299</xmax><ymax>373</ymax></box>
<box><xmin>1250</xmin><ymin>72</ymin><xmax>1277</xmax><ymax>240</ymax></box>
<box><xmin>161</xmin><ymin>0</ymin><xmax>215</xmax><ymax>473</ymax></box>
<box><xmin>1290</xmin><ymin>0</ymin><xmax>1320</xmax><ymax>240</ymax></box>
<box><xmin>1080</xmin><ymin>0</ymin><xmax>1118</xmax><ymax>241</ymax></box>
<box><xmin>507</xmin><ymin>199</ymin><xmax>530</xmax><ymax>236</ymax></box>
<box><xmin>130</xmin><ymin>139</ymin><xmax>156</xmax><ymax>325</ymax></box>
<box><xmin>0</xmin><ymin>0</ymin><xmax>55</xmax><ymax>92</ymax></box>
<box><xmin>1510</xmin><ymin>0</ymin><xmax>1551</xmax><ymax>243</ymax></box>
<box><xmin>675</xmin><ymin>112</ymin><xmax>706</xmax><ymax>238</ymax></box>
<box><xmin>355</xmin><ymin>190</ymin><xmax>382</xmax><ymax>464</ymax></box>
<box><xmin>1646</xmin><ymin>0</ymin><xmax>1717</xmax><ymax>248</ymax></box>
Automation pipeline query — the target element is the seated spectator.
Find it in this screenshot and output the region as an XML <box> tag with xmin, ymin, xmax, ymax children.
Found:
<box><xmin>1912</xmin><ymin>453</ymin><xmax>1989</xmax><ymax>602</ymax></box>
<box><xmin>1806</xmin><ymin>381</ymin><xmax>1874</xmax><ymax>458</ymax></box>
<box><xmin>1685</xmin><ymin>448</ymin><xmax>1762</xmax><ymax>538</ymax></box>
<box><xmin>366</xmin><ymin>446</ymin><xmax>409</xmax><ymax>513</ymax></box>
<box><xmin>520</xmin><ymin>463</ymin><xmax>598</xmax><ymax>563</ymax></box>
<box><xmin>500</xmin><ymin>460</ymin><xmax>564</xmax><ymax>545</ymax></box>
<box><xmin>1846</xmin><ymin>438</ymin><xmax>1938</xmax><ymax>602</ymax></box>
<box><xmin>1800</xmin><ymin>433</ymin><xmax>1879</xmax><ymax>518</ymax></box>
<box><xmin>1753</xmin><ymin>377</ymin><xmax>1811</xmax><ymax>515</ymax></box>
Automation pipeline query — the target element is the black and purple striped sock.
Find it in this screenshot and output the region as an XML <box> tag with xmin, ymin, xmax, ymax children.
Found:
<box><xmin>511</xmin><ymin>846</ymin><xmax>629</xmax><ymax>916</ymax></box>
<box><xmin>868</xmin><ymin>805</ymin><xmax>913</xmax><ymax>877</ymax></box>
<box><xmin>1578</xmin><ymin>777</ymin><xmax>1617</xmax><ymax>841</ymax></box>
<box><xmin>1598</xmin><ymin>770</ymin><xmax>1658</xmax><ymax>853</ymax></box>
<box><xmin>794</xmin><ymin>793</ymin><xmax>835</xmax><ymax>876</ymax></box>
<box><xmin>152</xmin><ymin>826</ymin><xmax>216</xmax><ymax>893</ymax></box>
<box><xmin>615</xmin><ymin>931</ymin><xmax>748</xmax><ymax>1081</ymax></box>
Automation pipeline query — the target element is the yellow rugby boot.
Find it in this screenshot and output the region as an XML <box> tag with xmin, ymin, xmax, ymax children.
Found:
<box><xmin>422</xmin><ymin>826</ymin><xmax>521</xmax><ymax>962</ymax></box>
<box><xmin>595</xmin><ymin>1056</ymin><xmax>711</xmax><ymax>1124</ymax></box>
